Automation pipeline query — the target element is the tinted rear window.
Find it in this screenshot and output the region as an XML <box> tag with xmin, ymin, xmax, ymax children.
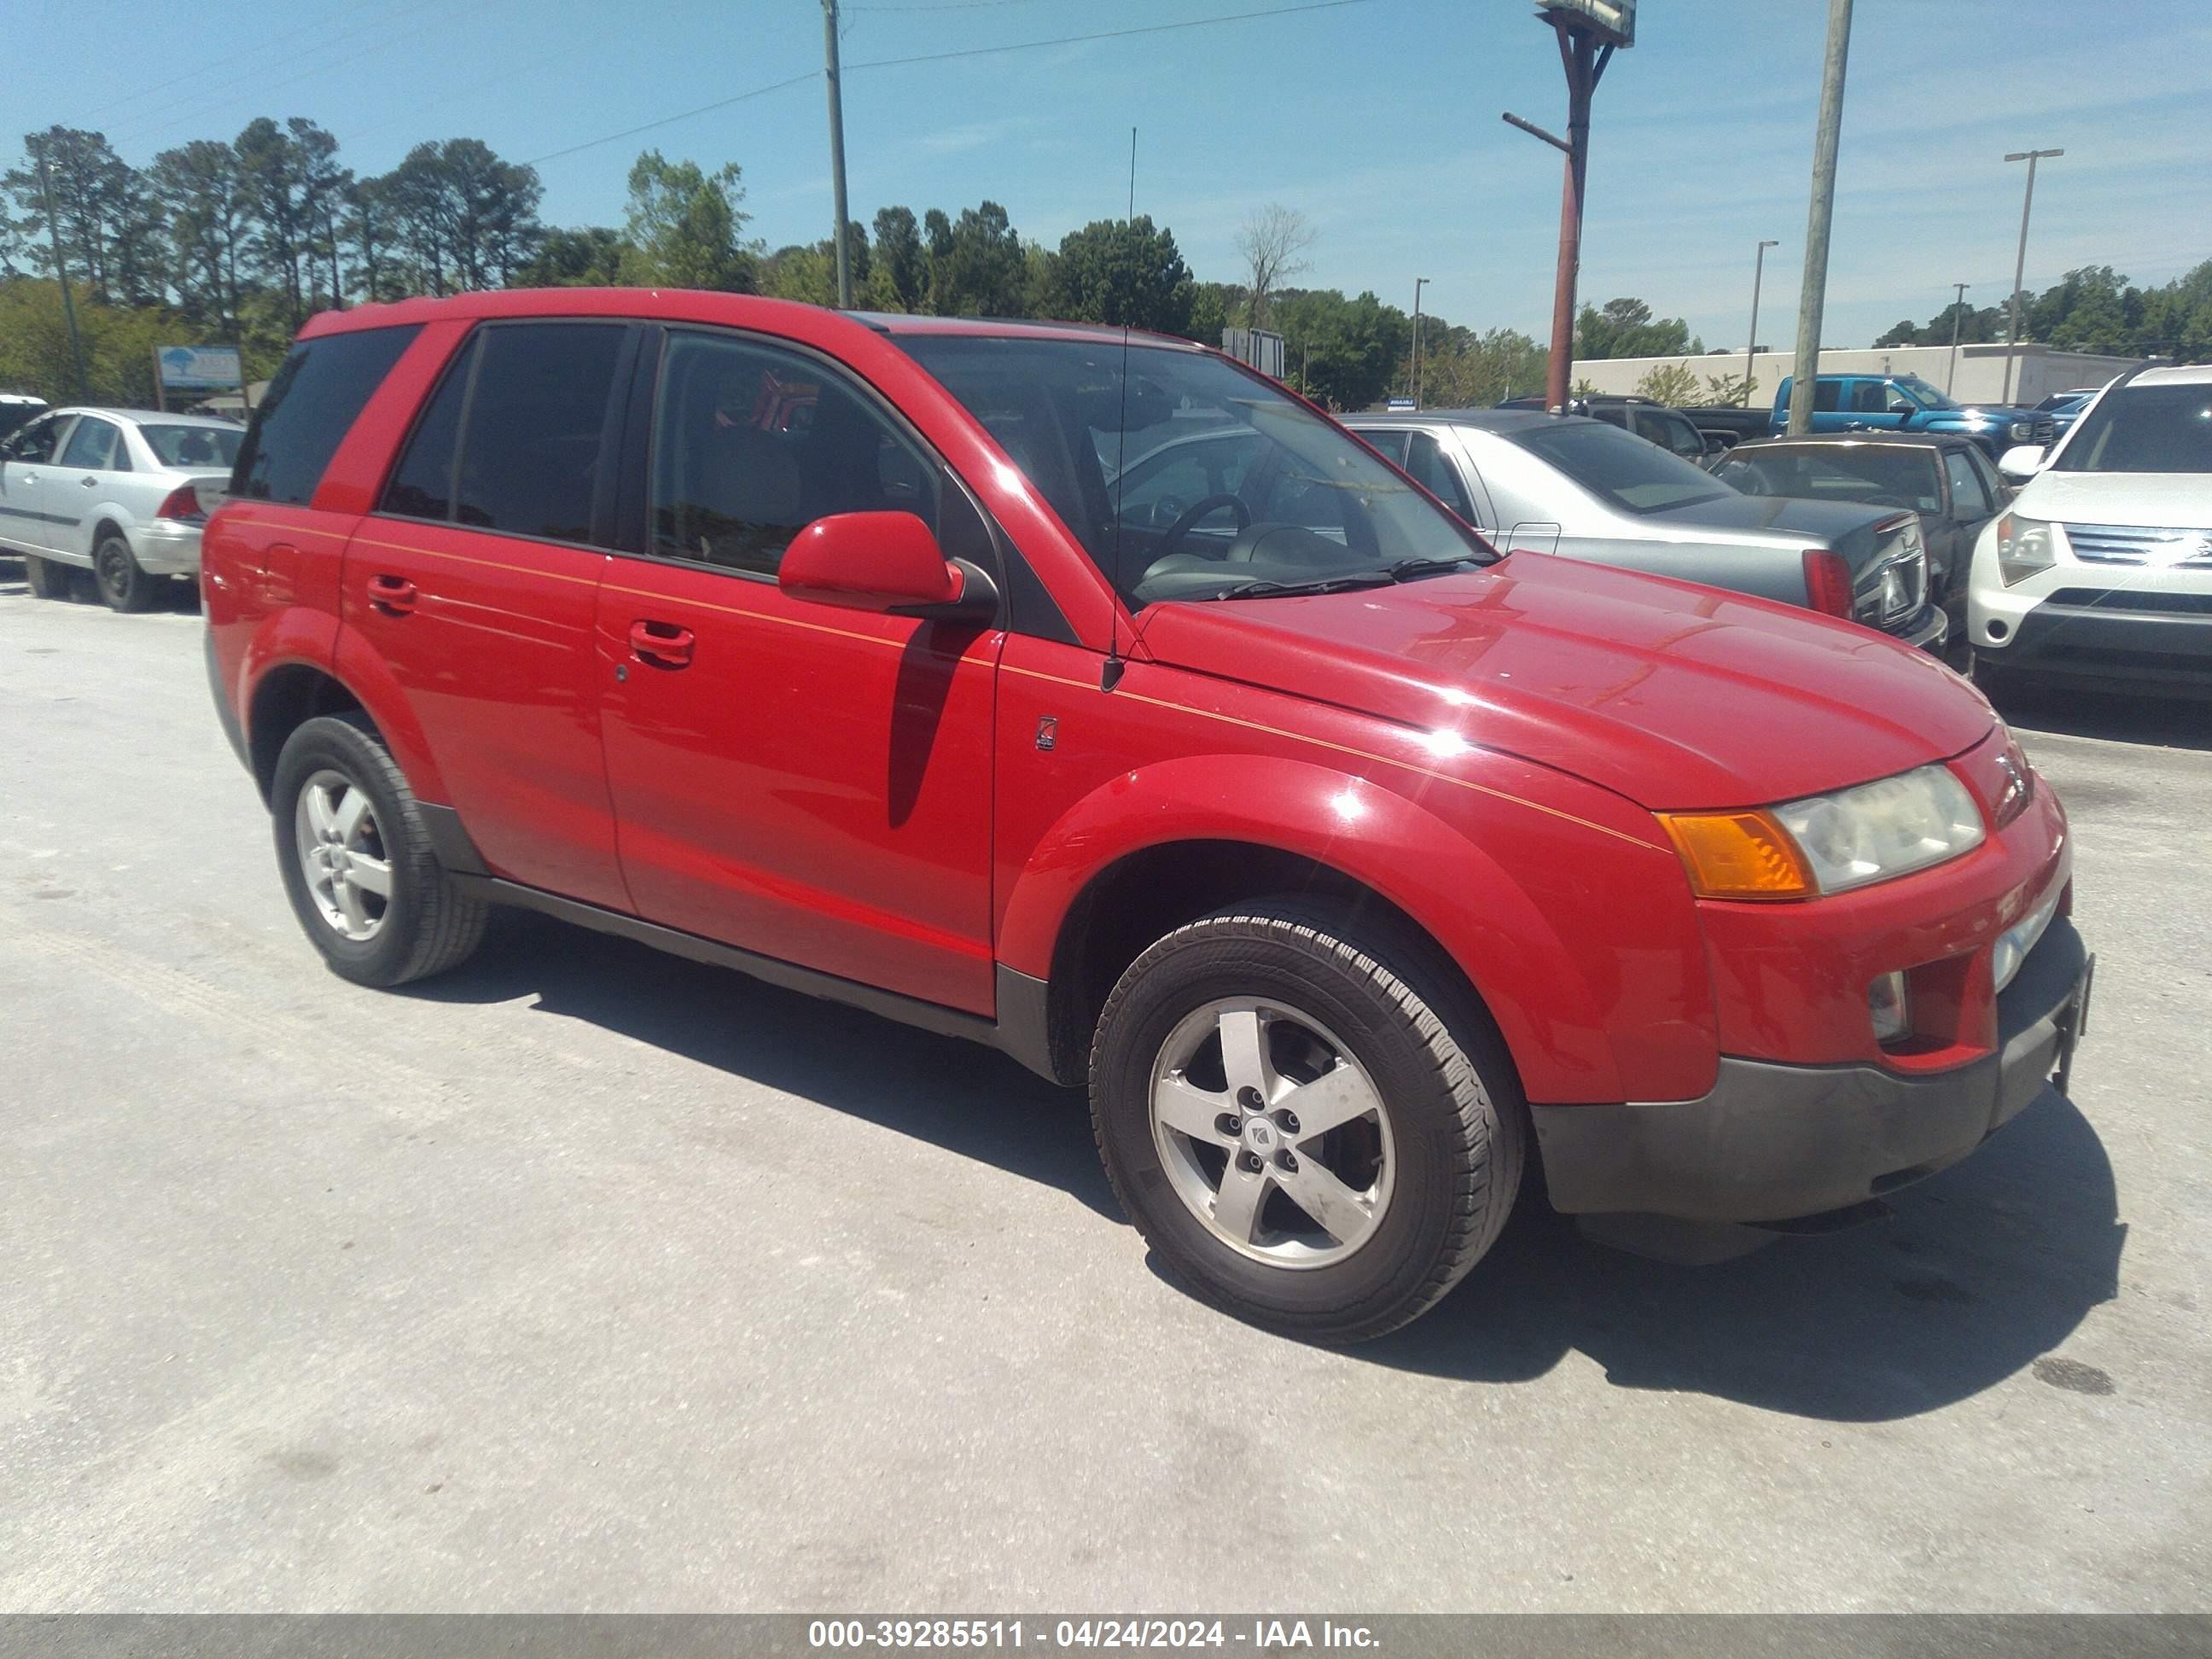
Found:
<box><xmin>1505</xmin><ymin>419</ymin><xmax>1731</xmax><ymax>515</ymax></box>
<box><xmin>454</xmin><ymin>323</ymin><xmax>626</xmax><ymax>542</ymax></box>
<box><xmin>232</xmin><ymin>325</ymin><xmax>421</xmax><ymax>505</ymax></box>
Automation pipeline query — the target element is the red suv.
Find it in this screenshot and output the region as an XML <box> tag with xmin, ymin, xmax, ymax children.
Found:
<box><xmin>204</xmin><ymin>292</ymin><xmax>2093</xmax><ymax>1342</ymax></box>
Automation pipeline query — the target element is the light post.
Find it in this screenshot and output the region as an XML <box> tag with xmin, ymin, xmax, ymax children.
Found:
<box><xmin>1502</xmin><ymin>2</ymin><xmax>1636</xmax><ymax>412</ymax></box>
<box><xmin>1945</xmin><ymin>281</ymin><xmax>1970</xmax><ymax>394</ymax></box>
<box><xmin>1743</xmin><ymin>238</ymin><xmax>1778</xmax><ymax>405</ymax></box>
<box><xmin>2000</xmin><ymin>148</ymin><xmax>2063</xmax><ymax>405</ymax></box>
<box><xmin>1411</xmin><ymin>276</ymin><xmax>1429</xmax><ymax>405</ymax></box>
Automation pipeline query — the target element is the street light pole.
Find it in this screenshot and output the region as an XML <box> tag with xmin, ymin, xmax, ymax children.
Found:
<box><xmin>1945</xmin><ymin>281</ymin><xmax>1970</xmax><ymax>394</ymax></box>
<box><xmin>1786</xmin><ymin>0</ymin><xmax>1854</xmax><ymax>436</ymax></box>
<box><xmin>822</xmin><ymin>0</ymin><xmax>853</xmax><ymax>308</ymax></box>
<box><xmin>1411</xmin><ymin>276</ymin><xmax>1429</xmax><ymax>405</ymax></box>
<box><xmin>1744</xmin><ymin>238</ymin><xmax>1778</xmax><ymax>405</ymax></box>
<box><xmin>2000</xmin><ymin>148</ymin><xmax>2063</xmax><ymax>405</ymax></box>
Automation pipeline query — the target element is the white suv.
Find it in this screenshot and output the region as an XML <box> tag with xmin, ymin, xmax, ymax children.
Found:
<box><xmin>1967</xmin><ymin>365</ymin><xmax>2212</xmax><ymax>696</ymax></box>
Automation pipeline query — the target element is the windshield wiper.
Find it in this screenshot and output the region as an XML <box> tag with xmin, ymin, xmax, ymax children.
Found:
<box><xmin>1382</xmin><ymin>555</ymin><xmax>1486</xmax><ymax>580</ymax></box>
<box><xmin>1203</xmin><ymin>573</ymin><xmax>1399</xmax><ymax>601</ymax></box>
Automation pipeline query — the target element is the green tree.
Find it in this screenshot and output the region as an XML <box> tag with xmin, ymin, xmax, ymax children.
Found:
<box><xmin>1045</xmin><ymin>216</ymin><xmax>1194</xmax><ymax>333</ymax></box>
<box><xmin>513</xmin><ymin>225</ymin><xmax>627</xmax><ymax>288</ymax></box>
<box><xmin>871</xmin><ymin>206</ymin><xmax>924</xmax><ymax>311</ymax></box>
<box><xmin>619</xmin><ymin>150</ymin><xmax>756</xmax><ymax>292</ymax></box>
<box><xmin>1576</xmin><ymin>296</ymin><xmax>1698</xmax><ymax>358</ymax></box>
<box><xmin>1633</xmin><ymin>361</ymin><xmax>1701</xmax><ymax>405</ymax></box>
<box><xmin>923</xmin><ymin>201</ymin><xmax>1026</xmax><ymax>317</ymax></box>
<box><xmin>1703</xmin><ymin>370</ymin><xmax>1756</xmax><ymax>406</ymax></box>
<box><xmin>150</xmin><ymin>138</ymin><xmax>249</xmax><ymax>328</ymax></box>
<box><xmin>1272</xmin><ymin>288</ymin><xmax>1406</xmax><ymax>410</ymax></box>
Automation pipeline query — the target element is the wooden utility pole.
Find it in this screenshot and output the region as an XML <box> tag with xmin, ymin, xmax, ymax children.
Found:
<box><xmin>37</xmin><ymin>148</ymin><xmax>90</xmax><ymax>399</ymax></box>
<box><xmin>822</xmin><ymin>0</ymin><xmax>852</xmax><ymax>307</ymax></box>
<box><xmin>1786</xmin><ymin>0</ymin><xmax>1854</xmax><ymax>435</ymax></box>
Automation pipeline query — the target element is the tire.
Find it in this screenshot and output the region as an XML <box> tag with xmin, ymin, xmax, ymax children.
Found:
<box><xmin>24</xmin><ymin>555</ymin><xmax>72</xmax><ymax>600</ymax></box>
<box><xmin>271</xmin><ymin>712</ymin><xmax>488</xmax><ymax>987</ymax></box>
<box><xmin>93</xmin><ymin>533</ymin><xmax>155</xmax><ymax>613</ymax></box>
<box><xmin>1089</xmin><ymin>899</ymin><xmax>1524</xmax><ymax>1344</ymax></box>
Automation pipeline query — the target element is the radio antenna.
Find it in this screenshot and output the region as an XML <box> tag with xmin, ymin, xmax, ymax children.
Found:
<box><xmin>1103</xmin><ymin>123</ymin><xmax>1137</xmax><ymax>693</ymax></box>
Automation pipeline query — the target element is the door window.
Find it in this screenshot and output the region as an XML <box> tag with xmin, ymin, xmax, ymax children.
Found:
<box><xmin>235</xmin><ymin>323</ymin><xmax>422</xmax><ymax>504</ymax></box>
<box><xmin>59</xmin><ymin>416</ymin><xmax>124</xmax><ymax>472</ymax></box>
<box><xmin>455</xmin><ymin>323</ymin><xmax>626</xmax><ymax>543</ymax></box>
<box><xmin>1405</xmin><ymin>431</ymin><xmax>1473</xmax><ymax>519</ymax></box>
<box><xmin>1811</xmin><ymin>381</ymin><xmax>1841</xmax><ymax>412</ymax></box>
<box><xmin>1850</xmin><ymin>381</ymin><xmax>1889</xmax><ymax>414</ymax></box>
<box><xmin>649</xmin><ymin>331</ymin><xmax>940</xmax><ymax>576</ymax></box>
<box><xmin>381</xmin><ymin>335</ymin><xmax>480</xmax><ymax>523</ymax></box>
<box><xmin>3</xmin><ymin>413</ymin><xmax>70</xmax><ymax>463</ymax></box>
<box><xmin>1943</xmin><ymin>447</ymin><xmax>1993</xmax><ymax>515</ymax></box>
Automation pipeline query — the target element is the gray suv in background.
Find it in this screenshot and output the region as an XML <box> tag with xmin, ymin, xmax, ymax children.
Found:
<box><xmin>1347</xmin><ymin>410</ymin><xmax>1946</xmax><ymax>652</ymax></box>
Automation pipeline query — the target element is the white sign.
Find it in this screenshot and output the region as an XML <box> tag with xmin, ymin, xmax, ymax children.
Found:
<box><xmin>154</xmin><ymin>345</ymin><xmax>243</xmax><ymax>391</ymax></box>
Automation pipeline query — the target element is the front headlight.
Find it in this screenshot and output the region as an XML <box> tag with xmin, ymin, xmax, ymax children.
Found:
<box><xmin>1772</xmin><ymin>765</ymin><xmax>1987</xmax><ymax>894</ymax></box>
<box><xmin>2009</xmin><ymin>419</ymin><xmax>2034</xmax><ymax>441</ymax></box>
<box><xmin>1994</xmin><ymin>513</ymin><xmax>2058</xmax><ymax>585</ymax></box>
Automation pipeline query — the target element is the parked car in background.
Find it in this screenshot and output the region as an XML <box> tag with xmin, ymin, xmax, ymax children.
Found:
<box><xmin>2040</xmin><ymin>391</ymin><xmax>2098</xmax><ymax>439</ymax></box>
<box><xmin>1348</xmin><ymin>410</ymin><xmax>1944</xmax><ymax>651</ymax></box>
<box><xmin>1770</xmin><ymin>373</ymin><xmax>2055</xmax><ymax>458</ymax></box>
<box><xmin>204</xmin><ymin>290</ymin><xmax>2087</xmax><ymax>1343</ymax></box>
<box><xmin>1968</xmin><ymin>364</ymin><xmax>2212</xmax><ymax>696</ymax></box>
<box><xmin>1712</xmin><ymin>432</ymin><xmax>2008</xmax><ymax>655</ymax></box>
<box><xmin>0</xmin><ymin>393</ymin><xmax>48</xmax><ymax>445</ymax></box>
<box><xmin>0</xmin><ymin>407</ymin><xmax>241</xmax><ymax>608</ymax></box>
<box><xmin>1679</xmin><ymin>403</ymin><xmax>1772</xmax><ymax>451</ymax></box>
<box><xmin>1495</xmin><ymin>393</ymin><xmax>1719</xmax><ymax>461</ymax></box>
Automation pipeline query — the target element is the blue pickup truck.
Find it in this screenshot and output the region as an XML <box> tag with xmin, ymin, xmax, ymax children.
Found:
<box><xmin>1769</xmin><ymin>373</ymin><xmax>2055</xmax><ymax>457</ymax></box>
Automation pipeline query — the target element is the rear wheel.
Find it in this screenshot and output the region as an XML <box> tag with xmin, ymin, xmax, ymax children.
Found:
<box><xmin>1089</xmin><ymin>899</ymin><xmax>1523</xmax><ymax>1344</ymax></box>
<box><xmin>94</xmin><ymin>533</ymin><xmax>155</xmax><ymax>613</ymax></box>
<box><xmin>271</xmin><ymin>713</ymin><xmax>487</xmax><ymax>987</ymax></box>
<box><xmin>24</xmin><ymin>555</ymin><xmax>72</xmax><ymax>600</ymax></box>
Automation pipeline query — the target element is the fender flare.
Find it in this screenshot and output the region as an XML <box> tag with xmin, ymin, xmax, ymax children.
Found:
<box><xmin>997</xmin><ymin>752</ymin><xmax>1623</xmax><ymax>1103</ymax></box>
<box><xmin>240</xmin><ymin>613</ymin><xmax>454</xmax><ymax>807</ymax></box>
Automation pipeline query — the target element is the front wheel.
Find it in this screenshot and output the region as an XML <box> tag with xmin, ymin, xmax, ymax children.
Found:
<box><xmin>271</xmin><ymin>713</ymin><xmax>487</xmax><ymax>987</ymax></box>
<box><xmin>1089</xmin><ymin>900</ymin><xmax>1523</xmax><ymax>1343</ymax></box>
<box><xmin>94</xmin><ymin>533</ymin><xmax>156</xmax><ymax>612</ymax></box>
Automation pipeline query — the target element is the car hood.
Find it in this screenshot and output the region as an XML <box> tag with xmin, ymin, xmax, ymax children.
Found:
<box><xmin>1133</xmin><ymin>552</ymin><xmax>1992</xmax><ymax>810</ymax></box>
<box><xmin>1646</xmin><ymin>490</ymin><xmax>1889</xmax><ymax>544</ymax></box>
<box><xmin>2016</xmin><ymin>469</ymin><xmax>2212</xmax><ymax>528</ymax></box>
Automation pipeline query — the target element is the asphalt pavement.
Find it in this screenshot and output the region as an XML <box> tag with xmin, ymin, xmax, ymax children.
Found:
<box><xmin>2</xmin><ymin>568</ymin><xmax>2206</xmax><ymax>1612</ymax></box>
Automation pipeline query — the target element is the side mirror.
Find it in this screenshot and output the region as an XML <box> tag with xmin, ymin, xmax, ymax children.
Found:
<box><xmin>1888</xmin><ymin>399</ymin><xmax>1916</xmax><ymax>417</ymax></box>
<box><xmin>1702</xmin><ymin>432</ymin><xmax>1726</xmax><ymax>457</ymax></box>
<box><xmin>1997</xmin><ymin>445</ymin><xmax>2047</xmax><ymax>484</ymax></box>
<box><xmin>777</xmin><ymin>510</ymin><xmax>998</xmax><ymax>621</ymax></box>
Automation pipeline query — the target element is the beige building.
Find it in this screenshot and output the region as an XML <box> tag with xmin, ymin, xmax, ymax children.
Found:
<box><xmin>1573</xmin><ymin>341</ymin><xmax>2146</xmax><ymax>408</ymax></box>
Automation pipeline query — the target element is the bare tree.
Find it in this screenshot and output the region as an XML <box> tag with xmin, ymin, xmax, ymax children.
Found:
<box><xmin>1235</xmin><ymin>203</ymin><xmax>1316</xmax><ymax>332</ymax></box>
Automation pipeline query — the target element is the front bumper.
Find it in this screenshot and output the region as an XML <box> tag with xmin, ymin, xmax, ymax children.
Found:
<box><xmin>1532</xmin><ymin>917</ymin><xmax>2091</xmax><ymax>1221</ymax></box>
<box><xmin>1889</xmin><ymin>601</ymin><xmax>1947</xmax><ymax>655</ymax></box>
<box><xmin>1976</xmin><ymin>591</ymin><xmax>2212</xmax><ymax>690</ymax></box>
<box><xmin>132</xmin><ymin>520</ymin><xmax>204</xmax><ymax>576</ymax></box>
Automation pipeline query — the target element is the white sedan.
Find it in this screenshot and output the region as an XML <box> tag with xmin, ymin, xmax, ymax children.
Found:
<box><xmin>0</xmin><ymin>406</ymin><xmax>242</xmax><ymax>611</ymax></box>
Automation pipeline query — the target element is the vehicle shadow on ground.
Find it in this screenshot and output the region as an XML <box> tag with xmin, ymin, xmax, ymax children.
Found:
<box><xmin>1995</xmin><ymin>680</ymin><xmax>2212</xmax><ymax>753</ymax></box>
<box><xmin>1360</xmin><ymin>1086</ymin><xmax>2127</xmax><ymax>1421</ymax></box>
<box><xmin>0</xmin><ymin>556</ymin><xmax>198</xmax><ymax>612</ymax></box>
<box><xmin>401</xmin><ymin>909</ymin><xmax>1119</xmax><ymax>1220</ymax></box>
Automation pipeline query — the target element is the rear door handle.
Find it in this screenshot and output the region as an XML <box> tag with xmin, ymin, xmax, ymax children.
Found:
<box><xmin>367</xmin><ymin>573</ymin><xmax>417</xmax><ymax>615</ymax></box>
<box><xmin>80</xmin><ymin>475</ymin><xmax>97</xmax><ymax>489</ymax></box>
<box><xmin>629</xmin><ymin>620</ymin><xmax>696</xmax><ymax>667</ymax></box>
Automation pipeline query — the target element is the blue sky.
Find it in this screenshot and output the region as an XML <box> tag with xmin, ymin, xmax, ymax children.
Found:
<box><xmin>15</xmin><ymin>0</ymin><xmax>2210</xmax><ymax>347</ymax></box>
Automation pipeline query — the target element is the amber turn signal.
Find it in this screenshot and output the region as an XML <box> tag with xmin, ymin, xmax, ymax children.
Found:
<box><xmin>1656</xmin><ymin>810</ymin><xmax>1814</xmax><ymax>900</ymax></box>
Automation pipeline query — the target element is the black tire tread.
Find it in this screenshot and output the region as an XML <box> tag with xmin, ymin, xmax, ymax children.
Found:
<box><xmin>1089</xmin><ymin>898</ymin><xmax>1523</xmax><ymax>1344</ymax></box>
<box><xmin>96</xmin><ymin>534</ymin><xmax>156</xmax><ymax>613</ymax></box>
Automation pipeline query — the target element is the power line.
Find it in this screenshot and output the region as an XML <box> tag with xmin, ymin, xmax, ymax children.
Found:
<box><xmin>75</xmin><ymin>0</ymin><xmax>387</xmax><ymax>123</ymax></box>
<box><xmin>844</xmin><ymin>0</ymin><xmax>1378</xmax><ymax>72</ymax></box>
<box><xmin>521</xmin><ymin>72</ymin><xmax>822</xmax><ymax>167</ymax></box>
<box><xmin>845</xmin><ymin>0</ymin><xmax>1047</xmax><ymax>11</ymax></box>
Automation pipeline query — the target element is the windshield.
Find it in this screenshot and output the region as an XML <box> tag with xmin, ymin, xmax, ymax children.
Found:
<box><xmin>895</xmin><ymin>335</ymin><xmax>1485</xmax><ymax>607</ymax></box>
<box><xmin>1714</xmin><ymin>444</ymin><xmax>1941</xmax><ymax>513</ymax></box>
<box><xmin>138</xmin><ymin>423</ymin><xmax>243</xmax><ymax>468</ymax></box>
<box><xmin>1894</xmin><ymin>375</ymin><xmax>1959</xmax><ymax>412</ymax></box>
<box><xmin>2052</xmin><ymin>384</ymin><xmax>2212</xmax><ymax>474</ymax></box>
<box><xmin>1502</xmin><ymin>417</ymin><xmax>1732</xmax><ymax>515</ymax></box>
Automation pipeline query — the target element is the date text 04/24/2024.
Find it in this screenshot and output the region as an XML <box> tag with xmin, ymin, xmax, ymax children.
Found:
<box><xmin>806</xmin><ymin>1619</ymin><xmax>1380</xmax><ymax>1650</ymax></box>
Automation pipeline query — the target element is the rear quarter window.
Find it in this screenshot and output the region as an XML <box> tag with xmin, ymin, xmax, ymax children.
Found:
<box><xmin>232</xmin><ymin>324</ymin><xmax>422</xmax><ymax>505</ymax></box>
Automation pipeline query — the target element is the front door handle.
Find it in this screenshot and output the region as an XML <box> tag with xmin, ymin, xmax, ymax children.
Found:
<box><xmin>629</xmin><ymin>620</ymin><xmax>696</xmax><ymax>667</ymax></box>
<box><xmin>367</xmin><ymin>573</ymin><xmax>417</xmax><ymax>616</ymax></box>
<box><xmin>80</xmin><ymin>475</ymin><xmax>97</xmax><ymax>489</ymax></box>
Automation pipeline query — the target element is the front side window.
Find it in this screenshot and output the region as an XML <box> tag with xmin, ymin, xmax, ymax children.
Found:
<box><xmin>139</xmin><ymin>423</ymin><xmax>243</xmax><ymax>470</ymax></box>
<box><xmin>1812</xmin><ymin>381</ymin><xmax>1841</xmax><ymax>412</ymax></box>
<box><xmin>234</xmin><ymin>324</ymin><xmax>421</xmax><ymax>505</ymax></box>
<box><xmin>2052</xmin><ymin>384</ymin><xmax>2212</xmax><ymax>474</ymax></box>
<box><xmin>650</xmin><ymin>330</ymin><xmax>940</xmax><ymax>577</ymax></box>
<box><xmin>59</xmin><ymin>416</ymin><xmax>123</xmax><ymax>471</ymax></box>
<box><xmin>1505</xmin><ymin>418</ymin><xmax>1731</xmax><ymax>515</ymax></box>
<box><xmin>899</xmin><ymin>335</ymin><xmax>1485</xmax><ymax>607</ymax></box>
<box><xmin>1895</xmin><ymin>375</ymin><xmax>1959</xmax><ymax>411</ymax></box>
<box><xmin>1942</xmin><ymin>448</ymin><xmax>1992</xmax><ymax>515</ymax></box>
<box><xmin>3</xmin><ymin>413</ymin><xmax>70</xmax><ymax>464</ymax></box>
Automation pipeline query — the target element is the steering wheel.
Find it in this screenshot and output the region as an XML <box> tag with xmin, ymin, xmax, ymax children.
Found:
<box><xmin>1152</xmin><ymin>492</ymin><xmax>1250</xmax><ymax>559</ymax></box>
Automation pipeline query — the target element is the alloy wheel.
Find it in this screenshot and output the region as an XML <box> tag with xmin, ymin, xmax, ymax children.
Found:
<box><xmin>292</xmin><ymin>769</ymin><xmax>393</xmax><ymax>941</ymax></box>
